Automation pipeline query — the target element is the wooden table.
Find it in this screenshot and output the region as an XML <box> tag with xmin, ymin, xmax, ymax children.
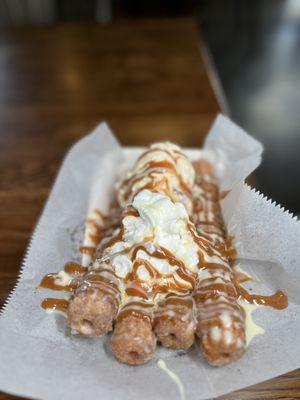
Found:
<box><xmin>0</xmin><ymin>18</ymin><xmax>298</xmax><ymax>400</ymax></box>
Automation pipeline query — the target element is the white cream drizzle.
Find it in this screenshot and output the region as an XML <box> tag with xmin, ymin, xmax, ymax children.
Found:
<box><xmin>54</xmin><ymin>271</ymin><xmax>72</xmax><ymax>286</ymax></box>
<box><xmin>45</xmin><ymin>308</ymin><xmax>67</xmax><ymax>317</ymax></box>
<box><xmin>157</xmin><ymin>359</ymin><xmax>185</xmax><ymax>400</ymax></box>
<box><xmin>239</xmin><ymin>300</ymin><xmax>265</xmax><ymax>345</ymax></box>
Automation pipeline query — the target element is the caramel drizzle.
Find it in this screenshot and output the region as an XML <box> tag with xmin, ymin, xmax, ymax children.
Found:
<box><xmin>67</xmin><ymin>267</ymin><xmax>122</xmax><ymax>311</ymax></box>
<box><xmin>125</xmin><ymin>284</ymin><xmax>149</xmax><ymax>299</ymax></box>
<box><xmin>99</xmin><ymin>215</ymin><xmax>200</xmax><ymax>321</ymax></box>
<box><xmin>191</xmin><ymin>159</ymin><xmax>288</xmax><ymax>333</ymax></box>
<box><xmin>39</xmin><ymin>262</ymin><xmax>88</xmax><ymax>293</ymax></box>
<box><xmin>153</xmin><ymin>293</ymin><xmax>195</xmax><ymax>324</ymax></box>
<box><xmin>128</xmin><ymin>244</ymin><xmax>196</xmax><ymax>296</ymax></box>
<box><xmin>129</xmin><ymin>259</ymin><xmax>156</xmax><ymax>279</ymax></box>
<box><xmin>94</xmin><ymin>209</ymin><xmax>110</xmax><ymax>221</ymax></box>
<box><xmin>236</xmin><ymin>286</ymin><xmax>288</xmax><ymax>310</ymax></box>
<box><xmin>79</xmin><ymin>246</ymin><xmax>95</xmax><ymax>256</ymax></box>
<box><xmin>164</xmin><ymin>293</ymin><xmax>194</xmax><ymax>308</ymax></box>
<box><xmin>64</xmin><ymin>262</ymin><xmax>88</xmax><ymax>275</ymax></box>
<box><xmin>100</xmin><ymin>242</ymin><xmax>198</xmax><ymax>309</ymax></box>
<box><xmin>116</xmin><ymin>301</ymin><xmax>153</xmax><ymax>324</ymax></box>
<box><xmin>39</xmin><ymin>273</ymin><xmax>76</xmax><ymax>292</ymax></box>
<box><xmin>41</xmin><ymin>298</ymin><xmax>69</xmax><ymax>313</ymax></box>
<box><xmin>233</xmin><ymin>268</ymin><xmax>252</xmax><ymax>284</ymax></box>
<box><xmin>120</xmin><ymin>146</ymin><xmax>192</xmax><ymax>203</ymax></box>
<box><xmin>87</xmin><ymin>206</ymin><xmax>121</xmax><ymax>247</ymax></box>
<box><xmin>87</xmin><ymin>219</ymin><xmax>104</xmax><ymax>244</ymax></box>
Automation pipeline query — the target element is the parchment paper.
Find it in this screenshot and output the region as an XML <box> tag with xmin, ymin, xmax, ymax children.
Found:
<box><xmin>0</xmin><ymin>115</ymin><xmax>299</xmax><ymax>400</ymax></box>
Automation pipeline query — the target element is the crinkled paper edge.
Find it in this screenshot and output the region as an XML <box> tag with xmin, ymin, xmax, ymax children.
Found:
<box><xmin>245</xmin><ymin>184</ymin><xmax>298</xmax><ymax>222</ymax></box>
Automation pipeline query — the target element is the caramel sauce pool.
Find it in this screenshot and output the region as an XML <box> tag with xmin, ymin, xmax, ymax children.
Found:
<box><xmin>41</xmin><ymin>298</ymin><xmax>69</xmax><ymax>313</ymax></box>
<box><xmin>237</xmin><ymin>286</ymin><xmax>288</xmax><ymax>310</ymax></box>
<box><xmin>79</xmin><ymin>246</ymin><xmax>95</xmax><ymax>256</ymax></box>
<box><xmin>39</xmin><ymin>273</ymin><xmax>75</xmax><ymax>292</ymax></box>
<box><xmin>64</xmin><ymin>262</ymin><xmax>87</xmax><ymax>275</ymax></box>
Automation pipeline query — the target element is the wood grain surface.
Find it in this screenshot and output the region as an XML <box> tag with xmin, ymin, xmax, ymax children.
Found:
<box><xmin>0</xmin><ymin>18</ymin><xmax>298</xmax><ymax>400</ymax></box>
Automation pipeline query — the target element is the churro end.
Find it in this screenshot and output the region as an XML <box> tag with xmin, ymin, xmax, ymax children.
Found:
<box><xmin>111</xmin><ymin>315</ymin><xmax>156</xmax><ymax>365</ymax></box>
<box><xmin>68</xmin><ymin>291</ymin><xmax>117</xmax><ymax>336</ymax></box>
<box><xmin>154</xmin><ymin>316</ymin><xmax>195</xmax><ymax>350</ymax></box>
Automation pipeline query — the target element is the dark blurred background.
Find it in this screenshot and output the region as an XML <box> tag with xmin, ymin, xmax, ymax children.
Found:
<box><xmin>0</xmin><ymin>0</ymin><xmax>299</xmax><ymax>214</ymax></box>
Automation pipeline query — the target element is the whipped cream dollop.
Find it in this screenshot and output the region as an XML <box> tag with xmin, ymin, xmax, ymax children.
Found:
<box><xmin>102</xmin><ymin>190</ymin><xmax>199</xmax><ymax>293</ymax></box>
<box><xmin>132</xmin><ymin>190</ymin><xmax>199</xmax><ymax>272</ymax></box>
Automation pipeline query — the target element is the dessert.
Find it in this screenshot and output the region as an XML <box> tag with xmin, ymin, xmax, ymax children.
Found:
<box><xmin>192</xmin><ymin>160</ymin><xmax>246</xmax><ymax>366</ymax></box>
<box><xmin>39</xmin><ymin>142</ymin><xmax>288</xmax><ymax>366</ymax></box>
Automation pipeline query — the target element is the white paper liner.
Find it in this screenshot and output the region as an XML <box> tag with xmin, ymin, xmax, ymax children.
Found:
<box><xmin>0</xmin><ymin>115</ymin><xmax>299</xmax><ymax>400</ymax></box>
